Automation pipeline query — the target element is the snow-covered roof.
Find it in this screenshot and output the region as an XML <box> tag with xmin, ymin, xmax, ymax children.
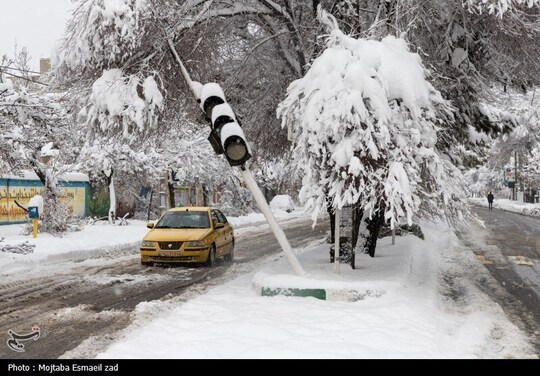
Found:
<box><xmin>1</xmin><ymin>171</ymin><xmax>90</xmax><ymax>182</ymax></box>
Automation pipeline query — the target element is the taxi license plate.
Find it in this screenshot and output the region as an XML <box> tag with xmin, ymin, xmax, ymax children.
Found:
<box><xmin>159</xmin><ymin>251</ymin><xmax>179</xmax><ymax>257</ymax></box>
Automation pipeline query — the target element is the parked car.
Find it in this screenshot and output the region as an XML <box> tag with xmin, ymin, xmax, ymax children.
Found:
<box><xmin>140</xmin><ymin>207</ymin><xmax>234</xmax><ymax>266</ymax></box>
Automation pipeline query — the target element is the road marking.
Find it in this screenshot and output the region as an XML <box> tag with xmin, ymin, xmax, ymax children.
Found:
<box><xmin>476</xmin><ymin>255</ymin><xmax>493</xmax><ymax>265</ymax></box>
<box><xmin>508</xmin><ymin>256</ymin><xmax>535</xmax><ymax>266</ymax></box>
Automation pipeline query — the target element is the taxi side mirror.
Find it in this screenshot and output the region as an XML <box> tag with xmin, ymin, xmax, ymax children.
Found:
<box><xmin>146</xmin><ymin>222</ymin><xmax>155</xmax><ymax>229</ymax></box>
<box><xmin>214</xmin><ymin>222</ymin><xmax>224</xmax><ymax>229</ymax></box>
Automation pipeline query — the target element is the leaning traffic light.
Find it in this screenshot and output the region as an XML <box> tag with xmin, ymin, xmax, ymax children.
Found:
<box><xmin>199</xmin><ymin>83</ymin><xmax>251</xmax><ymax>166</ymax></box>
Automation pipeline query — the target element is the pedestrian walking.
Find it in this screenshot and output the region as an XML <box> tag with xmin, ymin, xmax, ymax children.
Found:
<box><xmin>487</xmin><ymin>191</ymin><xmax>494</xmax><ymax>211</ymax></box>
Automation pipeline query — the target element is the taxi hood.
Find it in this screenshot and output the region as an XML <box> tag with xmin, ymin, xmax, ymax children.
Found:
<box><xmin>144</xmin><ymin>228</ymin><xmax>212</xmax><ymax>242</ymax></box>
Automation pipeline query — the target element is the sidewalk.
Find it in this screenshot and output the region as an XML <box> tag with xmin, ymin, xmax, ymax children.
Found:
<box><xmin>95</xmin><ymin>222</ymin><xmax>536</xmax><ymax>359</ymax></box>
<box><xmin>469</xmin><ymin>198</ymin><xmax>540</xmax><ymax>217</ymax></box>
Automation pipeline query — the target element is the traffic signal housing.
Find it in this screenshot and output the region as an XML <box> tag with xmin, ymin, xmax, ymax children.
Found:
<box><xmin>200</xmin><ymin>83</ymin><xmax>251</xmax><ymax>166</ymax></box>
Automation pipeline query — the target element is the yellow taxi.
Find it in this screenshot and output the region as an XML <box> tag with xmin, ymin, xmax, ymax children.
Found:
<box><xmin>140</xmin><ymin>207</ymin><xmax>234</xmax><ymax>266</ymax></box>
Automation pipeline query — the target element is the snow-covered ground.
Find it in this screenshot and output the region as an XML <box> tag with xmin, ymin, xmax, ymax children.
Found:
<box><xmin>96</xmin><ymin>222</ymin><xmax>536</xmax><ymax>359</ymax></box>
<box><xmin>0</xmin><ymin>207</ymin><xmax>308</xmax><ymax>279</ymax></box>
<box><xmin>469</xmin><ymin>197</ymin><xmax>540</xmax><ymax>217</ymax></box>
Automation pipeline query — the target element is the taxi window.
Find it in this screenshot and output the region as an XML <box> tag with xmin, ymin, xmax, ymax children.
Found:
<box><xmin>216</xmin><ymin>210</ymin><xmax>228</xmax><ymax>224</ymax></box>
<box><xmin>211</xmin><ymin>210</ymin><xmax>219</xmax><ymax>225</ymax></box>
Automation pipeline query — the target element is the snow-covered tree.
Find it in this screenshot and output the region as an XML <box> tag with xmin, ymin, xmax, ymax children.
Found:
<box><xmin>163</xmin><ymin>125</ymin><xmax>228</xmax><ymax>200</ymax></box>
<box><xmin>465</xmin><ymin>166</ymin><xmax>504</xmax><ymax>196</ymax></box>
<box><xmin>54</xmin><ymin>0</ymin><xmax>540</xmax><ymax>233</ymax></box>
<box><xmin>1</xmin><ymin>52</ymin><xmax>78</xmax><ymax>234</ymax></box>
<box><xmin>252</xmin><ymin>154</ymin><xmax>301</xmax><ymax>197</ymax></box>
<box><xmin>481</xmin><ymin>89</ymin><xmax>540</xmax><ymax>193</ymax></box>
<box><xmin>57</xmin><ymin>0</ymin><xmax>540</xmax><ymax>173</ymax></box>
<box><xmin>77</xmin><ymin>138</ymin><xmax>161</xmax><ymax>223</ymax></box>
<box><xmin>278</xmin><ymin>11</ymin><xmax>469</xmax><ymax>256</ymax></box>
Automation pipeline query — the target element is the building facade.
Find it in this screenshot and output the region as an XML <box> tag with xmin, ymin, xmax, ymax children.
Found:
<box><xmin>0</xmin><ymin>172</ymin><xmax>89</xmax><ymax>225</ymax></box>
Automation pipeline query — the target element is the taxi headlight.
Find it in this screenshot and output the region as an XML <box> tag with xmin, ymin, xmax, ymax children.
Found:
<box><xmin>141</xmin><ymin>240</ymin><xmax>156</xmax><ymax>248</ymax></box>
<box><xmin>186</xmin><ymin>240</ymin><xmax>207</xmax><ymax>247</ymax></box>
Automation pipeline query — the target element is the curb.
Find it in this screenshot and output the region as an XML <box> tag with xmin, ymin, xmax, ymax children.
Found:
<box><xmin>261</xmin><ymin>286</ymin><xmax>327</xmax><ymax>300</ymax></box>
<box><xmin>253</xmin><ymin>280</ymin><xmax>380</xmax><ymax>302</ymax></box>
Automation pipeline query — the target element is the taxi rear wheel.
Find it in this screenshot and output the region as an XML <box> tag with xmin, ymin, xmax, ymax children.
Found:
<box><xmin>224</xmin><ymin>239</ymin><xmax>234</xmax><ymax>262</ymax></box>
<box><xmin>205</xmin><ymin>245</ymin><xmax>216</xmax><ymax>267</ymax></box>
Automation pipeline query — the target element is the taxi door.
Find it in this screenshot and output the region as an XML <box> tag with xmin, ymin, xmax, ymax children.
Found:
<box><xmin>211</xmin><ymin>210</ymin><xmax>227</xmax><ymax>256</ymax></box>
<box><xmin>216</xmin><ymin>210</ymin><xmax>234</xmax><ymax>252</ymax></box>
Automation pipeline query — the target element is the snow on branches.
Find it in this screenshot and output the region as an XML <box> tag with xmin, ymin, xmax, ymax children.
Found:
<box><xmin>86</xmin><ymin>69</ymin><xmax>163</xmax><ymax>139</ymax></box>
<box><xmin>278</xmin><ymin>24</ymin><xmax>468</xmax><ymax>228</ymax></box>
<box><xmin>464</xmin><ymin>0</ymin><xmax>540</xmax><ymax>16</ymax></box>
<box><xmin>58</xmin><ymin>0</ymin><xmax>149</xmax><ymax>72</ymax></box>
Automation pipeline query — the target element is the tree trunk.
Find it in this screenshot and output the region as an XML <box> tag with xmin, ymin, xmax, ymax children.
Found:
<box><xmin>168</xmin><ymin>181</ymin><xmax>175</xmax><ymax>208</ymax></box>
<box><xmin>146</xmin><ymin>189</ymin><xmax>154</xmax><ymax>221</ymax></box>
<box><xmin>351</xmin><ymin>205</ymin><xmax>364</xmax><ymax>250</ymax></box>
<box><xmin>108</xmin><ymin>175</ymin><xmax>116</xmax><ymax>224</ymax></box>
<box><xmin>102</xmin><ymin>168</ymin><xmax>115</xmax><ymax>224</ymax></box>
<box><xmin>326</xmin><ymin>195</ymin><xmax>335</xmax><ymax>244</ymax></box>
<box><xmin>359</xmin><ymin>202</ymin><xmax>386</xmax><ymax>257</ymax></box>
<box><xmin>385</xmin><ymin>0</ymin><xmax>397</xmax><ymax>35</ymax></box>
<box><xmin>168</xmin><ymin>169</ymin><xmax>176</xmax><ymax>208</ymax></box>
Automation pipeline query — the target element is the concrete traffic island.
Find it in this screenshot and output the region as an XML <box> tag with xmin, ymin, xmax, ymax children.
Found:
<box><xmin>252</xmin><ymin>271</ymin><xmax>384</xmax><ymax>302</ymax></box>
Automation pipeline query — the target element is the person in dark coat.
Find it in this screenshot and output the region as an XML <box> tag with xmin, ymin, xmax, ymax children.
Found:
<box><xmin>487</xmin><ymin>192</ymin><xmax>494</xmax><ymax>211</ymax></box>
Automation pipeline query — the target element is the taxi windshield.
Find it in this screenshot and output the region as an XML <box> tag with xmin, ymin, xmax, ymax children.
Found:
<box><xmin>155</xmin><ymin>211</ymin><xmax>210</xmax><ymax>229</ymax></box>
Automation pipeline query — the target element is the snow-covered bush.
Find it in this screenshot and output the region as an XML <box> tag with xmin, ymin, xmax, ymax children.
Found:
<box><xmin>40</xmin><ymin>188</ymin><xmax>72</xmax><ymax>234</ymax></box>
<box><xmin>378</xmin><ymin>223</ymin><xmax>424</xmax><ymax>240</ymax></box>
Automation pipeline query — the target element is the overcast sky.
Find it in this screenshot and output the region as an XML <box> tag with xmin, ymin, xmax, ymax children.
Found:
<box><xmin>0</xmin><ymin>0</ymin><xmax>74</xmax><ymax>72</ymax></box>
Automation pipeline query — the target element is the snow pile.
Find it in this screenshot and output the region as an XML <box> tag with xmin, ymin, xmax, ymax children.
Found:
<box><xmin>469</xmin><ymin>197</ymin><xmax>540</xmax><ymax>217</ymax></box>
<box><xmin>269</xmin><ymin>195</ymin><xmax>295</xmax><ymax>213</ymax></box>
<box><xmin>28</xmin><ymin>195</ymin><xmax>44</xmax><ymax>217</ymax></box>
<box><xmin>96</xmin><ymin>223</ymin><xmax>535</xmax><ymax>359</ymax></box>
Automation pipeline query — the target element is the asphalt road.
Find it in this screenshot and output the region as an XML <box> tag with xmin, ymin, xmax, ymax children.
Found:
<box><xmin>0</xmin><ymin>218</ymin><xmax>328</xmax><ymax>359</ymax></box>
<box><xmin>459</xmin><ymin>206</ymin><xmax>540</xmax><ymax>354</ymax></box>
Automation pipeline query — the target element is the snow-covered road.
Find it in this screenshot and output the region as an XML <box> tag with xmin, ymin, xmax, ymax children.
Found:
<box><xmin>459</xmin><ymin>206</ymin><xmax>540</xmax><ymax>354</ymax></box>
<box><xmin>0</xmin><ymin>218</ymin><xmax>328</xmax><ymax>359</ymax></box>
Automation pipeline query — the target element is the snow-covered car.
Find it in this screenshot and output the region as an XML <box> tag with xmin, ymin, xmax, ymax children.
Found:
<box><xmin>270</xmin><ymin>195</ymin><xmax>295</xmax><ymax>213</ymax></box>
<box><xmin>140</xmin><ymin>207</ymin><xmax>234</xmax><ymax>266</ymax></box>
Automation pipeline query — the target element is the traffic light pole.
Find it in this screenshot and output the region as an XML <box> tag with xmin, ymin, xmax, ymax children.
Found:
<box><xmin>240</xmin><ymin>166</ymin><xmax>305</xmax><ymax>276</ymax></box>
<box><xmin>168</xmin><ymin>37</ymin><xmax>306</xmax><ymax>277</ymax></box>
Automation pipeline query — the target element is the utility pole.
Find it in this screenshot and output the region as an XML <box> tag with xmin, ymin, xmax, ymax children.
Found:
<box><xmin>514</xmin><ymin>150</ymin><xmax>518</xmax><ymax>201</ymax></box>
<box><xmin>334</xmin><ymin>209</ymin><xmax>340</xmax><ymax>275</ymax></box>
